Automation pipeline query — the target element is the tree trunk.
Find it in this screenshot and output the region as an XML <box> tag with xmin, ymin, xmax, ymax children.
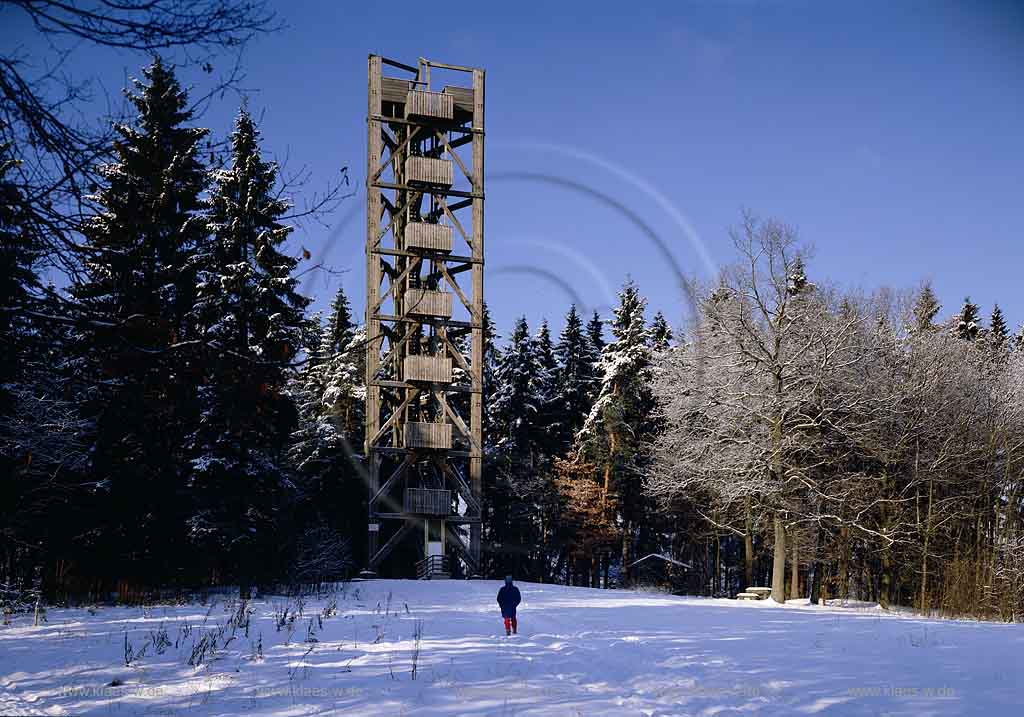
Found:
<box><xmin>771</xmin><ymin>514</ymin><xmax>786</xmax><ymax>603</ymax></box>
<box><xmin>809</xmin><ymin>525</ymin><xmax>824</xmax><ymax>605</ymax></box>
<box><xmin>714</xmin><ymin>531</ymin><xmax>721</xmax><ymax>596</ymax></box>
<box><xmin>621</xmin><ymin>519</ymin><xmax>633</xmax><ymax>585</ymax></box>
<box><xmin>879</xmin><ymin>470</ymin><xmax>891</xmax><ymax>609</ymax></box>
<box><xmin>744</xmin><ymin>498</ymin><xmax>754</xmax><ymax>589</ymax></box>
<box><xmin>790</xmin><ymin>534</ymin><xmax>799</xmax><ymax>600</ymax></box>
<box><xmin>879</xmin><ymin>549</ymin><xmax>891</xmax><ymax>609</ymax></box>
<box><xmin>838</xmin><ymin>526</ymin><xmax>850</xmax><ymax>601</ymax></box>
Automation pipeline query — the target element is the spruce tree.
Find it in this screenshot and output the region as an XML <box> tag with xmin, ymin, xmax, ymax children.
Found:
<box><xmin>490</xmin><ymin>317</ymin><xmax>541</xmax><ymax>458</ymax></box>
<box><xmin>0</xmin><ymin>144</ymin><xmax>41</xmax><ymax>408</ymax></box>
<box><xmin>320</xmin><ymin>287</ymin><xmax>365</xmax><ymax>448</ymax></box>
<box><xmin>69</xmin><ymin>59</ymin><xmax>208</xmax><ymax>584</ymax></box>
<box><xmin>324</xmin><ymin>283</ymin><xmax>355</xmax><ymax>354</ymax></box>
<box><xmin>286</xmin><ymin>293</ymin><xmax>365</xmax><ymax>573</ymax></box>
<box><xmin>533</xmin><ymin>319</ymin><xmax>559</xmax><ymax>461</ymax></box>
<box><xmin>481</xmin><ymin>303</ymin><xmax>500</xmax><ymax>442</ymax></box>
<box><xmin>75</xmin><ymin>58</ymin><xmax>208</xmax><ymax>341</ymax></box>
<box><xmin>577</xmin><ymin>280</ymin><xmax>654</xmax><ymax>581</ymax></box>
<box><xmin>989</xmin><ymin>304</ymin><xmax>1009</xmax><ymax>351</ymax></box>
<box><xmin>553</xmin><ymin>305</ymin><xmax>598</xmax><ymax>452</ymax></box>
<box><xmin>478</xmin><ymin>303</ymin><xmax>506</xmax><ymax>576</ymax></box>
<box><xmin>187</xmin><ymin>107</ymin><xmax>309</xmax><ymax>595</ymax></box>
<box><xmin>486</xmin><ymin>316</ymin><xmax>548</xmax><ymax>577</ymax></box>
<box><xmin>650</xmin><ymin>311</ymin><xmax>673</xmax><ymax>350</ymax></box>
<box><xmin>912</xmin><ymin>283</ymin><xmax>941</xmax><ymax>332</ymax></box>
<box><xmin>0</xmin><ymin>144</ymin><xmax>84</xmax><ymax>590</ymax></box>
<box><xmin>955</xmin><ymin>297</ymin><xmax>980</xmax><ymax>341</ymax></box>
<box><xmin>587</xmin><ymin>310</ymin><xmax>605</xmax><ymax>353</ymax></box>
<box><xmin>289</xmin><ymin>314</ymin><xmax>330</xmax><ymax>498</ymax></box>
<box><xmin>585</xmin><ymin>310</ymin><xmax>605</xmax><ymax>399</ymax></box>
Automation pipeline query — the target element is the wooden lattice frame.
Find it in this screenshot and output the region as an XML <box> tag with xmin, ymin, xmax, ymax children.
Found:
<box><xmin>365</xmin><ymin>55</ymin><xmax>484</xmax><ymax>575</ymax></box>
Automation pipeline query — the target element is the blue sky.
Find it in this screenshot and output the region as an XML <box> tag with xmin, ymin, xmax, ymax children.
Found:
<box><xmin>5</xmin><ymin>0</ymin><xmax>1023</xmax><ymax>338</ymax></box>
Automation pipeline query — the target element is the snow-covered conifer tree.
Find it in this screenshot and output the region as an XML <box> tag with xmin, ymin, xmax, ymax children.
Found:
<box><xmin>1</xmin><ymin>143</ymin><xmax>89</xmax><ymax>590</ymax></box>
<box><xmin>533</xmin><ymin>319</ymin><xmax>559</xmax><ymax>460</ymax></box>
<box><xmin>485</xmin><ymin>316</ymin><xmax>549</xmax><ymax>577</ymax></box>
<box><xmin>286</xmin><ymin>284</ymin><xmax>366</xmax><ymax>568</ymax></box>
<box><xmin>954</xmin><ymin>297</ymin><xmax>981</xmax><ymax>341</ymax></box>
<box><xmin>480</xmin><ymin>303</ymin><xmax>500</xmax><ymax>442</ymax></box>
<box><xmin>552</xmin><ymin>305</ymin><xmax>597</xmax><ymax>454</ymax></box>
<box><xmin>0</xmin><ymin>143</ymin><xmax>42</xmax><ymax>410</ymax></box>
<box><xmin>490</xmin><ymin>316</ymin><xmax>542</xmax><ymax>458</ymax></box>
<box><xmin>650</xmin><ymin>311</ymin><xmax>673</xmax><ymax>350</ymax></box>
<box><xmin>911</xmin><ymin>282</ymin><xmax>941</xmax><ymax>332</ymax></box>
<box><xmin>75</xmin><ymin>58</ymin><xmax>208</xmax><ymax>344</ymax></box>
<box><xmin>69</xmin><ymin>58</ymin><xmax>209</xmax><ymax>581</ymax></box>
<box><xmin>586</xmin><ymin>310</ymin><xmax>605</xmax><ymax>353</ymax></box>
<box><xmin>584</xmin><ymin>310</ymin><xmax>605</xmax><ymax>398</ymax></box>
<box><xmin>187</xmin><ymin>107</ymin><xmax>309</xmax><ymax>595</ymax></box>
<box><xmin>989</xmin><ymin>304</ymin><xmax>1009</xmax><ymax>351</ymax></box>
<box><xmin>577</xmin><ymin>280</ymin><xmax>653</xmax><ymax>579</ymax></box>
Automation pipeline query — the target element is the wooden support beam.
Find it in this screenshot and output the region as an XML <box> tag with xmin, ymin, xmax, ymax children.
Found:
<box><xmin>445</xmin><ymin>523</ymin><xmax>479</xmax><ymax>574</ymax></box>
<box><xmin>373</xmin><ymin>379</ymin><xmax>477</xmax><ymax>394</ymax></box>
<box><xmin>374</xmin><ymin>513</ymin><xmax>482</xmax><ymax>523</ymax></box>
<box><xmin>369</xmin><ymin>519</ymin><xmax>417</xmax><ymax>569</ymax></box>
<box><xmin>380</xmin><ymin>56</ymin><xmax>419</xmax><ymax>74</ymax></box>
<box><xmin>371</xmin><ymin>114</ymin><xmax>483</xmax><ymax>133</ymax></box>
<box><xmin>365</xmin><ymin>55</ymin><xmax>385</xmax><ymax>566</ymax></box>
<box><xmin>436</xmin><ymin>194</ymin><xmax>472</xmax><ymax>249</ymax></box>
<box><xmin>436</xmin><ymin>390</ymin><xmax>480</xmax><ymax>454</ymax></box>
<box><xmin>435</xmin><ymin>456</ymin><xmax>481</xmax><ymax>515</ymax></box>
<box><xmin>369</xmin><ymin>388</ymin><xmax>420</xmax><ymax>448</ymax></box>
<box><xmin>421</xmin><ymin>59</ymin><xmax>477</xmax><ymax>73</ymax></box>
<box><xmin>438</xmin><ymin>262</ymin><xmax>476</xmax><ymax>321</ymax></box>
<box><xmin>372</xmin><ymin>246</ymin><xmax>480</xmax><ymax>265</ymax></box>
<box><xmin>371</xmin><ymin>181</ymin><xmax>482</xmax><ymax>200</ymax></box>
<box><xmin>438</xmin><ymin>332</ymin><xmax>472</xmax><ymax>375</ymax></box>
<box><xmin>448</xmin><ymin>134</ymin><xmax>472</xmax><ymax>151</ymax></box>
<box><xmin>370</xmin><ymin>455</ymin><xmax>413</xmax><ymax>511</ymax></box>
<box><xmin>374</xmin><ymin>256</ymin><xmax>422</xmax><ymax>313</ymax></box>
<box><xmin>376</xmin><ymin>325</ymin><xmax>413</xmax><ymax>378</ymax></box>
<box><xmin>371</xmin><ymin>124</ymin><xmax>424</xmax><ymax>182</ymax></box>
<box><xmin>375</xmin><ymin>314</ymin><xmax>481</xmax><ymax>330</ymax></box>
<box><xmin>469</xmin><ymin>66</ymin><xmax>485</xmax><ymax>569</ymax></box>
<box><xmin>374</xmin><ymin>447</ymin><xmax>472</xmax><ymax>458</ymax></box>
<box><xmin>434</xmin><ymin>128</ymin><xmax>473</xmax><ymax>185</ymax></box>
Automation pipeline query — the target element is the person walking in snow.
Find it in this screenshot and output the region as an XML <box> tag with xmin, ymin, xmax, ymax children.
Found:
<box><xmin>497</xmin><ymin>575</ymin><xmax>521</xmax><ymax>636</ymax></box>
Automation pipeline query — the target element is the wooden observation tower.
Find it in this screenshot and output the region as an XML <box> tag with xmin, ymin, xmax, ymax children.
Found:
<box><xmin>363</xmin><ymin>56</ymin><xmax>484</xmax><ymax>579</ymax></box>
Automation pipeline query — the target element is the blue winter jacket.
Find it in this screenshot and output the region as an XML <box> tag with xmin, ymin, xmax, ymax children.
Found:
<box><xmin>497</xmin><ymin>584</ymin><xmax>521</xmax><ymax>617</ymax></box>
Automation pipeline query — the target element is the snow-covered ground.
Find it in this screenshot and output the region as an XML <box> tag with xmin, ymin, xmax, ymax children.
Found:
<box><xmin>2</xmin><ymin>580</ymin><xmax>1022</xmax><ymax>716</ymax></box>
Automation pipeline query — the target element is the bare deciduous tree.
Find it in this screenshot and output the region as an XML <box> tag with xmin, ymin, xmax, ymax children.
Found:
<box><xmin>0</xmin><ymin>0</ymin><xmax>277</xmax><ymax>278</ymax></box>
<box><xmin>648</xmin><ymin>215</ymin><xmax>1024</xmax><ymax>618</ymax></box>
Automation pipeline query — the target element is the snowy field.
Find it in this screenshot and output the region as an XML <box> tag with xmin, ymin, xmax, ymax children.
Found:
<box><xmin>1</xmin><ymin>580</ymin><xmax>1022</xmax><ymax>716</ymax></box>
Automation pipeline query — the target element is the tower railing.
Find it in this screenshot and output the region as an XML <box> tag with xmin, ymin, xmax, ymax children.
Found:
<box><xmin>416</xmin><ymin>555</ymin><xmax>450</xmax><ymax>580</ymax></box>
